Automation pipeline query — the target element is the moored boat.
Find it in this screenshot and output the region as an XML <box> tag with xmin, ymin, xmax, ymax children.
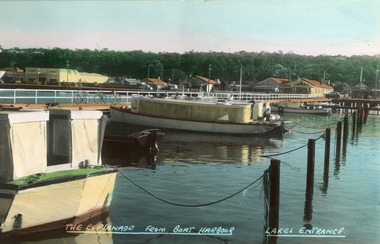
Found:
<box><xmin>110</xmin><ymin>95</ymin><xmax>284</xmax><ymax>138</ymax></box>
<box><xmin>102</xmin><ymin>129</ymin><xmax>165</xmax><ymax>161</ymax></box>
<box><xmin>271</xmin><ymin>102</ymin><xmax>331</xmax><ymax>115</ymax></box>
<box><xmin>0</xmin><ymin>109</ymin><xmax>117</xmax><ymax>237</ymax></box>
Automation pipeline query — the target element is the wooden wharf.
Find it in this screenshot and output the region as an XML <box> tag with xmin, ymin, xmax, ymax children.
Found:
<box><xmin>330</xmin><ymin>98</ymin><xmax>380</xmax><ymax>115</ymax></box>
<box><xmin>0</xmin><ymin>86</ymin><xmax>379</xmax><ymax>115</ymax></box>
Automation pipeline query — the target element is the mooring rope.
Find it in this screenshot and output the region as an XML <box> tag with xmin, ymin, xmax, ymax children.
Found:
<box><xmin>289</xmin><ymin>120</ymin><xmax>323</xmax><ymax>129</ymax></box>
<box><xmin>260</xmin><ymin>134</ymin><xmax>325</xmax><ymax>158</ymax></box>
<box><xmin>289</xmin><ymin>120</ymin><xmax>338</xmax><ymax>130</ymax></box>
<box><xmin>164</xmin><ymin>136</ymin><xmax>190</xmax><ymax>151</ymax></box>
<box><xmin>260</xmin><ymin>143</ymin><xmax>308</xmax><ymax>158</ymax></box>
<box><xmin>112</xmin><ymin>166</ymin><xmax>264</xmax><ymax>207</ymax></box>
<box><xmin>287</xmin><ymin>129</ymin><xmax>325</xmax><ymax>135</ymax></box>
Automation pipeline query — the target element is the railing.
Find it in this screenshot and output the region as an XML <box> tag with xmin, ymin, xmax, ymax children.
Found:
<box><xmin>0</xmin><ymin>89</ymin><xmax>319</xmax><ymax>104</ymax></box>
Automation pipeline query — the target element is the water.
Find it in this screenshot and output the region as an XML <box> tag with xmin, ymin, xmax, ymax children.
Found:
<box><xmin>4</xmin><ymin>113</ymin><xmax>380</xmax><ymax>244</ymax></box>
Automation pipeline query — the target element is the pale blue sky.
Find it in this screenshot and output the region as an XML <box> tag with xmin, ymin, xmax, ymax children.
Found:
<box><xmin>1</xmin><ymin>0</ymin><xmax>379</xmax><ymax>56</ymax></box>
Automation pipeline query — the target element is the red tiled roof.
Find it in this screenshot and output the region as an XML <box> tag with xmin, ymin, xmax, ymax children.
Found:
<box><xmin>195</xmin><ymin>75</ymin><xmax>219</xmax><ymax>85</ymax></box>
<box><xmin>302</xmin><ymin>78</ymin><xmax>332</xmax><ymax>89</ymax></box>
<box><xmin>144</xmin><ymin>78</ymin><xmax>168</xmax><ymax>86</ymax></box>
<box><xmin>270</xmin><ymin>77</ymin><xmax>289</xmax><ymax>84</ymax></box>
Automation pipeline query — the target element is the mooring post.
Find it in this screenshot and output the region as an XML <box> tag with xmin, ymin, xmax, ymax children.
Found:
<box><xmin>343</xmin><ymin>116</ymin><xmax>348</xmax><ymax>156</ymax></box>
<box><xmin>364</xmin><ymin>104</ymin><xmax>369</xmax><ymax>124</ymax></box>
<box><xmin>336</xmin><ymin>121</ymin><xmax>342</xmax><ymax>163</ymax></box>
<box><xmin>323</xmin><ymin>128</ymin><xmax>331</xmax><ymax>192</ymax></box>
<box><xmin>361</xmin><ymin>103</ymin><xmax>364</xmax><ymax>121</ymax></box>
<box><xmin>357</xmin><ymin>103</ymin><xmax>363</xmax><ymax>127</ymax></box>
<box><xmin>343</xmin><ymin>116</ymin><xmax>348</xmax><ymax>138</ymax></box>
<box><xmin>352</xmin><ymin>111</ymin><xmax>356</xmax><ymax>136</ymax></box>
<box><xmin>268</xmin><ymin>159</ymin><xmax>280</xmax><ymax>244</ymax></box>
<box><xmin>304</xmin><ymin>139</ymin><xmax>315</xmax><ymax>221</ymax></box>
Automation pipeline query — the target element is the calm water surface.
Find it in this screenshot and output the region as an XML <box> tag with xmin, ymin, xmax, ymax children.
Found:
<box><xmin>6</xmin><ymin>114</ymin><xmax>380</xmax><ymax>244</ymax></box>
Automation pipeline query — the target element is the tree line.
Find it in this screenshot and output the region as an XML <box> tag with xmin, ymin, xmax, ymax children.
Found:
<box><xmin>1</xmin><ymin>47</ymin><xmax>379</xmax><ymax>87</ymax></box>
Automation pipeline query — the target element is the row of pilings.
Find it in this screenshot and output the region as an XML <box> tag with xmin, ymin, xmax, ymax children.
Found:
<box><xmin>333</xmin><ymin>99</ymin><xmax>378</xmax><ymax>115</ymax></box>
<box><xmin>263</xmin><ymin>102</ymin><xmax>370</xmax><ymax>244</ymax></box>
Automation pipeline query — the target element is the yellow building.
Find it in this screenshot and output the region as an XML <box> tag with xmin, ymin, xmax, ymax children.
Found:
<box><xmin>281</xmin><ymin>77</ymin><xmax>333</xmax><ymax>96</ymax></box>
<box><xmin>24</xmin><ymin>67</ymin><xmax>110</xmax><ymax>86</ymax></box>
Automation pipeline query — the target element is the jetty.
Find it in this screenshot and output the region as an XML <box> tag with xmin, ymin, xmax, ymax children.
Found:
<box><xmin>331</xmin><ymin>97</ymin><xmax>380</xmax><ymax>114</ymax></box>
<box><xmin>1</xmin><ymin>88</ymin><xmax>379</xmax><ymax>115</ymax></box>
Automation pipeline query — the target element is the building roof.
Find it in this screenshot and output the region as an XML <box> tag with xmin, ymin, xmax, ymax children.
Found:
<box><xmin>269</xmin><ymin>77</ymin><xmax>289</xmax><ymax>84</ymax></box>
<box><xmin>195</xmin><ymin>75</ymin><xmax>219</xmax><ymax>85</ymax></box>
<box><xmin>352</xmin><ymin>82</ymin><xmax>368</xmax><ymax>90</ymax></box>
<box><xmin>59</xmin><ymin>68</ymin><xmax>79</xmax><ymax>74</ymax></box>
<box><xmin>144</xmin><ymin>78</ymin><xmax>168</xmax><ymax>86</ymax></box>
<box><xmin>301</xmin><ymin>78</ymin><xmax>332</xmax><ymax>89</ymax></box>
<box><xmin>282</xmin><ymin>77</ymin><xmax>332</xmax><ymax>90</ymax></box>
<box><xmin>1</xmin><ymin>67</ymin><xmax>24</xmax><ymax>72</ymax></box>
<box><xmin>256</xmin><ymin>77</ymin><xmax>288</xmax><ymax>87</ymax></box>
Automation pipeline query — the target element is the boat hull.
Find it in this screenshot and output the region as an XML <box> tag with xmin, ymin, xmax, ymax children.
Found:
<box><xmin>110</xmin><ymin>108</ymin><xmax>284</xmax><ymax>138</ymax></box>
<box><xmin>272</xmin><ymin>105</ymin><xmax>330</xmax><ymax>115</ymax></box>
<box><xmin>102</xmin><ymin>131</ymin><xmax>164</xmax><ymax>155</ymax></box>
<box><xmin>0</xmin><ymin>169</ymin><xmax>117</xmax><ymax>237</ymax></box>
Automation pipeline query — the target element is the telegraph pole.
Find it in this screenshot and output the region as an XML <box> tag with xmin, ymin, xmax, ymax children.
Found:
<box><xmin>239</xmin><ymin>67</ymin><xmax>242</xmax><ymax>100</ymax></box>
<box><xmin>376</xmin><ymin>66</ymin><xmax>379</xmax><ymax>99</ymax></box>
<box><xmin>360</xmin><ymin>67</ymin><xmax>363</xmax><ymax>83</ymax></box>
<box><xmin>66</xmin><ymin>60</ymin><xmax>70</xmax><ymax>84</ymax></box>
<box><xmin>208</xmin><ymin>64</ymin><xmax>212</xmax><ymax>93</ymax></box>
<box><xmin>208</xmin><ymin>64</ymin><xmax>212</xmax><ymax>81</ymax></box>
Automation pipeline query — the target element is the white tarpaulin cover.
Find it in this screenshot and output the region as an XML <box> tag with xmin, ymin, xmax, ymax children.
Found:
<box><xmin>11</xmin><ymin>122</ymin><xmax>47</xmax><ymax>178</ymax></box>
<box><xmin>71</xmin><ymin>119</ymin><xmax>99</xmax><ymax>166</ymax></box>
<box><xmin>0</xmin><ymin>111</ymin><xmax>49</xmax><ymax>181</ymax></box>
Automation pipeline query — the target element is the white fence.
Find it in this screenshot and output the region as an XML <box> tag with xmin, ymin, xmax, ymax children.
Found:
<box><xmin>0</xmin><ymin>89</ymin><xmax>318</xmax><ymax>104</ymax></box>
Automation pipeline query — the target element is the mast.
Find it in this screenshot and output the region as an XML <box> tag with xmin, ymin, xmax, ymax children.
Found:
<box><xmin>239</xmin><ymin>67</ymin><xmax>242</xmax><ymax>100</ymax></box>
<box><xmin>376</xmin><ymin>66</ymin><xmax>379</xmax><ymax>99</ymax></box>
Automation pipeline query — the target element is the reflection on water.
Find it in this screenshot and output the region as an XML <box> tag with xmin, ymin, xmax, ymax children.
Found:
<box><xmin>1</xmin><ymin>212</ymin><xmax>113</xmax><ymax>244</ymax></box>
<box><xmin>161</xmin><ymin>131</ymin><xmax>284</xmax><ymax>164</ymax></box>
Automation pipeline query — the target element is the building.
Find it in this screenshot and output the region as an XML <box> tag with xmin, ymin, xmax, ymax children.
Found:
<box><xmin>180</xmin><ymin>75</ymin><xmax>220</xmax><ymax>92</ymax></box>
<box><xmin>142</xmin><ymin>77</ymin><xmax>168</xmax><ymax>90</ymax></box>
<box><xmin>351</xmin><ymin>82</ymin><xmax>369</xmax><ymax>98</ymax></box>
<box><xmin>78</xmin><ymin>72</ymin><xmax>111</xmax><ymax>86</ymax></box>
<box><xmin>253</xmin><ymin>77</ymin><xmax>289</xmax><ymax>93</ymax></box>
<box><xmin>281</xmin><ymin>77</ymin><xmax>333</xmax><ymax>96</ymax></box>
<box><xmin>24</xmin><ymin>67</ymin><xmax>74</xmax><ymax>85</ymax></box>
<box><xmin>23</xmin><ymin>67</ymin><xmax>110</xmax><ymax>85</ymax></box>
<box><xmin>0</xmin><ymin>67</ymin><xmax>25</xmax><ymax>83</ymax></box>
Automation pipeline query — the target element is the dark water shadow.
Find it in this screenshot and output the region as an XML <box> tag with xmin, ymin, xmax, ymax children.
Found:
<box><xmin>103</xmin><ymin>154</ymin><xmax>157</xmax><ymax>170</ymax></box>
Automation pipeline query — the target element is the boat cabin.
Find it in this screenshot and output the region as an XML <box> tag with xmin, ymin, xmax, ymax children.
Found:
<box><xmin>0</xmin><ymin>110</ymin><xmax>105</xmax><ymax>183</ymax></box>
<box><xmin>130</xmin><ymin>95</ymin><xmax>271</xmax><ymax>123</ymax></box>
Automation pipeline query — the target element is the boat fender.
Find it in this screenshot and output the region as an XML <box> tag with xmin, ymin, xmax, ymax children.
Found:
<box><xmin>79</xmin><ymin>160</ymin><xmax>90</xmax><ymax>168</ymax></box>
<box><xmin>12</xmin><ymin>214</ymin><xmax>23</xmax><ymax>229</ymax></box>
<box><xmin>278</xmin><ymin>106</ymin><xmax>283</xmax><ymax>114</ymax></box>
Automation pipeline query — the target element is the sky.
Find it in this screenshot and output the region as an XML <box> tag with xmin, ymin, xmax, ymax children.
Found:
<box><xmin>1</xmin><ymin>0</ymin><xmax>379</xmax><ymax>56</ymax></box>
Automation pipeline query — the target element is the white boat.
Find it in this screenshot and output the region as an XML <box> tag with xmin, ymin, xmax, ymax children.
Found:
<box><xmin>0</xmin><ymin>109</ymin><xmax>117</xmax><ymax>237</ymax></box>
<box><xmin>271</xmin><ymin>102</ymin><xmax>331</xmax><ymax>115</ymax></box>
<box><xmin>110</xmin><ymin>95</ymin><xmax>284</xmax><ymax>138</ymax></box>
